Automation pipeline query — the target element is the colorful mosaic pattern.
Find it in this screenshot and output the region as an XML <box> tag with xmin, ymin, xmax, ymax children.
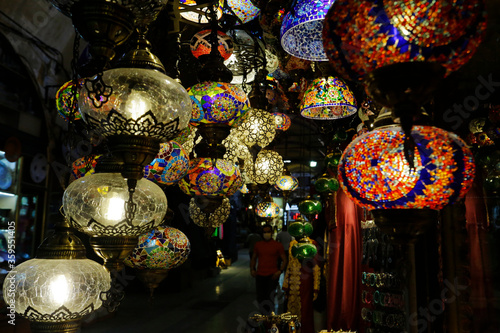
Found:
<box><xmin>144</xmin><ymin>141</ymin><xmax>189</xmax><ymax>186</ymax></box>
<box><xmin>280</xmin><ymin>0</ymin><xmax>336</xmax><ymax>61</ymax></box>
<box><xmin>124</xmin><ymin>226</ymin><xmax>190</xmax><ymax>270</ymax></box>
<box><xmin>300</xmin><ymin>76</ymin><xmax>357</xmax><ymax>120</ymax></box>
<box><xmin>179</xmin><ymin>0</ymin><xmax>223</xmax><ymax>24</ymax></box>
<box><xmin>225</xmin><ymin>0</ymin><xmax>260</xmax><ymax>25</ymax></box>
<box><xmin>338</xmin><ymin>125</ymin><xmax>475</xmax><ymax>210</ymax></box>
<box><xmin>322</xmin><ymin>0</ymin><xmax>487</xmax><ymax>80</ymax></box>
<box><xmin>189</xmin><ymin>197</ymin><xmax>230</xmax><ymax>228</ymax></box>
<box><xmin>190</xmin><ymin>29</ymin><xmax>234</xmax><ymax>61</ymax></box>
<box><xmin>273</xmin><ymin>112</ymin><xmax>291</xmax><ymax>131</ymax></box>
<box><xmin>56</xmin><ymin>79</ymin><xmax>84</xmax><ymax>121</ymax></box>
<box><xmin>188</xmin><ymin>81</ymin><xmax>249</xmax><ymax>126</ymax></box>
<box><xmin>70</xmin><ymin>155</ymin><xmax>100</xmax><ymax>181</ymax></box>
<box><xmin>179</xmin><ymin>158</ymin><xmax>243</xmax><ymax>196</ymax></box>
<box><xmin>255</xmin><ymin>201</ymin><xmax>280</xmax><ymax>218</ymax></box>
<box><xmin>274</xmin><ymin>175</ymin><xmax>299</xmax><ymax>192</ymax></box>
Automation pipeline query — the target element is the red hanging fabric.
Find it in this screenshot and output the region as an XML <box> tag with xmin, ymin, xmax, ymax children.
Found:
<box><xmin>326</xmin><ymin>188</ymin><xmax>363</xmax><ymax>330</ymax></box>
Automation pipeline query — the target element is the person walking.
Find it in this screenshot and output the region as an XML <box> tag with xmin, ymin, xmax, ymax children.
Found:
<box><xmin>250</xmin><ymin>224</ymin><xmax>287</xmax><ymax>315</ymax></box>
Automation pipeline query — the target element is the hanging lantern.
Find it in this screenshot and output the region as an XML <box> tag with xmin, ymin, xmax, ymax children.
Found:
<box><xmin>314</xmin><ymin>173</ymin><xmax>339</xmax><ymax>194</ymax></box>
<box><xmin>322</xmin><ymin>0</ymin><xmax>487</xmax><ymax>81</ymax></box>
<box><xmin>79</xmin><ymin>68</ymin><xmax>192</xmax><ymax>180</ymax></box>
<box><xmin>273</xmin><ymin>112</ymin><xmax>291</xmax><ymax>131</ymax></box>
<box><xmin>255</xmin><ymin>201</ymin><xmax>280</xmax><ymax>218</ymax></box>
<box><xmin>179</xmin><ymin>158</ymin><xmax>243</xmax><ymax>197</ymax></box>
<box><xmin>253</xmin><ymin>150</ymin><xmax>284</xmax><ymax>185</ymax></box>
<box><xmin>274</xmin><ymin>175</ymin><xmax>299</xmax><ymax>192</ymax></box>
<box><xmin>298</xmin><ymin>199</ymin><xmax>322</xmax><ymax>216</ymax></box>
<box><xmin>280</xmin><ymin>0</ymin><xmax>336</xmax><ymax>61</ymax></box>
<box><xmin>338</xmin><ymin>125</ymin><xmax>475</xmax><ymax>211</ymax></box>
<box><xmin>2</xmin><ymin>219</ymin><xmax>110</xmax><ymax>333</ymax></box>
<box><xmin>237</xmin><ymin>108</ymin><xmax>276</xmax><ymax>148</ymax></box>
<box><xmin>325</xmin><ymin>152</ymin><xmax>342</xmax><ymax>176</ymax></box>
<box><xmin>189</xmin><ymin>197</ymin><xmax>231</xmax><ymax>228</ymax></box>
<box><xmin>56</xmin><ymin>79</ymin><xmax>84</xmax><ymax>121</ymax></box>
<box><xmin>222</xmin><ymin>128</ymin><xmax>253</xmax><ymax>164</ymax></box>
<box><xmin>144</xmin><ymin>141</ymin><xmax>190</xmax><ymax>186</ymax></box>
<box><xmin>288</xmin><ymin>220</ymin><xmax>316</xmax><ymax>260</ymax></box>
<box><xmin>179</xmin><ymin>0</ymin><xmax>223</xmax><ymax>24</ymax></box>
<box><xmin>70</xmin><ymin>155</ymin><xmax>101</xmax><ymax>181</ymax></box>
<box><xmin>190</xmin><ymin>29</ymin><xmax>234</xmax><ymax>61</ymax></box>
<box><xmin>300</xmin><ymin>76</ymin><xmax>357</xmax><ymax>120</ymax></box>
<box><xmin>224</xmin><ymin>0</ymin><xmax>260</xmax><ymax>25</ymax></box>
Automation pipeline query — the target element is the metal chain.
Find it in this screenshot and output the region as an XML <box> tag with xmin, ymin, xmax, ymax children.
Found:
<box><xmin>125</xmin><ymin>182</ymin><xmax>137</xmax><ymax>224</ymax></box>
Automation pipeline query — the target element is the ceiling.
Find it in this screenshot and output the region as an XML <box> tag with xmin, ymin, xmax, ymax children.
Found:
<box><xmin>2</xmin><ymin>0</ymin><xmax>500</xmax><ymax>199</ymax></box>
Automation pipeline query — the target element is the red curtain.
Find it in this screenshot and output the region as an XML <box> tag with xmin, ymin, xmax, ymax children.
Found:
<box><xmin>326</xmin><ymin>188</ymin><xmax>363</xmax><ymax>330</ymax></box>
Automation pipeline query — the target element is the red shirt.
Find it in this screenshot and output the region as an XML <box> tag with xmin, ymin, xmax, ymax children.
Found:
<box><xmin>254</xmin><ymin>240</ymin><xmax>285</xmax><ymax>276</ymax></box>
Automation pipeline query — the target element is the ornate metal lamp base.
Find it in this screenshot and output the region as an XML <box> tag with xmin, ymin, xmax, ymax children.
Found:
<box><xmin>90</xmin><ymin>236</ymin><xmax>138</xmax><ymax>272</ymax></box>
<box><xmin>135</xmin><ymin>269</ymin><xmax>169</xmax><ymax>298</ymax></box>
<box><xmin>372</xmin><ymin>209</ymin><xmax>438</xmax><ymax>244</ymax></box>
<box><xmin>30</xmin><ymin>319</ymin><xmax>81</xmax><ymax>333</ymax></box>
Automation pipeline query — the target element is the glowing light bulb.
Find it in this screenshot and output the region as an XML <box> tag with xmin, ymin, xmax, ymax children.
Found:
<box><xmin>125</xmin><ymin>91</ymin><xmax>151</xmax><ymax>120</ymax></box>
<box><xmin>49</xmin><ymin>275</ymin><xmax>70</xmax><ymax>306</ymax></box>
<box><xmin>102</xmin><ymin>195</ymin><xmax>126</xmax><ymax>222</ymax></box>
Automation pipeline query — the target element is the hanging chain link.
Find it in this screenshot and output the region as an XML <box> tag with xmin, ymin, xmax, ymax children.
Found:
<box><xmin>124</xmin><ymin>181</ymin><xmax>137</xmax><ymax>224</ymax></box>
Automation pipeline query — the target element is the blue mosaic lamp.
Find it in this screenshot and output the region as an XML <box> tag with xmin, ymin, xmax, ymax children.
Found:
<box><xmin>280</xmin><ymin>0</ymin><xmax>336</xmax><ymax>61</ymax></box>
<box><xmin>224</xmin><ymin>0</ymin><xmax>260</xmax><ymax>25</ymax></box>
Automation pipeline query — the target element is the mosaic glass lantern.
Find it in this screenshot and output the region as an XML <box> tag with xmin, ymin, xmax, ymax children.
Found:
<box><xmin>237</xmin><ymin>108</ymin><xmax>276</xmax><ymax>148</ymax></box>
<box><xmin>179</xmin><ymin>0</ymin><xmax>223</xmax><ymax>24</ymax></box>
<box><xmin>143</xmin><ymin>141</ymin><xmax>190</xmax><ymax>186</ymax></box>
<box><xmin>188</xmin><ymin>81</ymin><xmax>249</xmax><ymax>127</ymax></box>
<box><xmin>124</xmin><ymin>226</ymin><xmax>190</xmax><ymax>270</ymax></box>
<box><xmin>63</xmin><ymin>173</ymin><xmax>168</xmax><ymax>237</ymax></box>
<box><xmin>300</xmin><ymin>76</ymin><xmax>357</xmax><ymax>120</ymax></box>
<box><xmin>255</xmin><ymin>201</ymin><xmax>280</xmax><ymax>218</ymax></box>
<box><xmin>274</xmin><ymin>175</ymin><xmax>299</xmax><ymax>192</ymax></box>
<box><xmin>190</xmin><ymin>29</ymin><xmax>234</xmax><ymax>61</ymax></box>
<box><xmin>56</xmin><ymin>79</ymin><xmax>84</xmax><ymax>121</ymax></box>
<box><xmin>225</xmin><ymin>0</ymin><xmax>260</xmax><ymax>25</ymax></box>
<box><xmin>322</xmin><ymin>0</ymin><xmax>487</xmax><ymax>80</ymax></box>
<box><xmin>178</xmin><ymin>158</ymin><xmax>243</xmax><ymax>196</ymax></box>
<box><xmin>253</xmin><ymin>150</ymin><xmax>284</xmax><ymax>185</ymax></box>
<box><xmin>273</xmin><ymin>112</ymin><xmax>291</xmax><ymax>132</ymax></box>
<box><xmin>70</xmin><ymin>155</ymin><xmax>101</xmax><ymax>181</ymax></box>
<box><xmin>189</xmin><ymin>197</ymin><xmax>231</xmax><ymax>228</ymax></box>
<box><xmin>280</xmin><ymin>0</ymin><xmax>335</xmax><ymax>61</ymax></box>
<box><xmin>338</xmin><ymin>125</ymin><xmax>475</xmax><ymax>210</ymax></box>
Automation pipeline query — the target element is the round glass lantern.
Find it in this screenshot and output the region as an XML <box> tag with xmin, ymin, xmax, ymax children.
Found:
<box><xmin>56</xmin><ymin>79</ymin><xmax>84</xmax><ymax>121</ymax></box>
<box><xmin>322</xmin><ymin>0</ymin><xmax>487</xmax><ymax>80</ymax></box>
<box><xmin>124</xmin><ymin>226</ymin><xmax>190</xmax><ymax>270</ymax></box>
<box><xmin>314</xmin><ymin>174</ymin><xmax>339</xmax><ymax>194</ymax></box>
<box><xmin>338</xmin><ymin>125</ymin><xmax>475</xmax><ymax>210</ymax></box>
<box><xmin>291</xmin><ymin>238</ymin><xmax>318</xmax><ymax>260</ymax></box>
<box><xmin>274</xmin><ymin>175</ymin><xmax>299</xmax><ymax>192</ymax></box>
<box><xmin>298</xmin><ymin>199</ymin><xmax>323</xmax><ymax>215</ymax></box>
<box><xmin>253</xmin><ymin>150</ymin><xmax>284</xmax><ymax>185</ymax></box>
<box><xmin>280</xmin><ymin>0</ymin><xmax>336</xmax><ymax>61</ymax></box>
<box><xmin>143</xmin><ymin>141</ymin><xmax>190</xmax><ymax>186</ymax></box>
<box><xmin>63</xmin><ymin>173</ymin><xmax>168</xmax><ymax>236</ymax></box>
<box><xmin>222</xmin><ymin>128</ymin><xmax>253</xmax><ymax>164</ymax></box>
<box><xmin>255</xmin><ymin>201</ymin><xmax>280</xmax><ymax>218</ymax></box>
<box><xmin>189</xmin><ymin>197</ymin><xmax>231</xmax><ymax>227</ymax></box>
<box><xmin>190</xmin><ymin>29</ymin><xmax>234</xmax><ymax>61</ymax></box>
<box><xmin>288</xmin><ymin>220</ymin><xmax>313</xmax><ymax>238</ymax></box>
<box><xmin>79</xmin><ymin>68</ymin><xmax>192</xmax><ymax>141</ymax></box>
<box><xmin>273</xmin><ymin>112</ymin><xmax>291</xmax><ymax>131</ymax></box>
<box><xmin>225</xmin><ymin>0</ymin><xmax>260</xmax><ymax>25</ymax></box>
<box><xmin>178</xmin><ymin>158</ymin><xmax>243</xmax><ymax>196</ymax></box>
<box><xmin>237</xmin><ymin>108</ymin><xmax>276</xmax><ymax>148</ymax></box>
<box><xmin>188</xmin><ymin>81</ymin><xmax>249</xmax><ymax>127</ymax></box>
<box><xmin>224</xmin><ymin>29</ymin><xmax>265</xmax><ymax>85</ymax></box>
<box><xmin>179</xmin><ymin>0</ymin><xmax>223</xmax><ymax>24</ymax></box>
<box><xmin>300</xmin><ymin>76</ymin><xmax>357</xmax><ymax>120</ymax></box>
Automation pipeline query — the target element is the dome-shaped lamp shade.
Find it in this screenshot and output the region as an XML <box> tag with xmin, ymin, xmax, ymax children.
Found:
<box><xmin>190</xmin><ymin>29</ymin><xmax>234</xmax><ymax>61</ymax></box>
<box><xmin>224</xmin><ymin>29</ymin><xmax>265</xmax><ymax>85</ymax></box>
<box><xmin>63</xmin><ymin>173</ymin><xmax>168</xmax><ymax>236</ymax></box>
<box><xmin>144</xmin><ymin>141</ymin><xmax>190</xmax><ymax>186</ymax></box>
<box><xmin>179</xmin><ymin>0</ymin><xmax>223</xmax><ymax>24</ymax></box>
<box><xmin>338</xmin><ymin>125</ymin><xmax>475</xmax><ymax>210</ymax></box>
<box><xmin>79</xmin><ymin>68</ymin><xmax>192</xmax><ymax>141</ymax></box>
<box><xmin>253</xmin><ymin>150</ymin><xmax>284</xmax><ymax>185</ymax></box>
<box><xmin>273</xmin><ymin>112</ymin><xmax>291</xmax><ymax>131</ymax></box>
<box><xmin>56</xmin><ymin>79</ymin><xmax>83</xmax><ymax>121</ymax></box>
<box><xmin>124</xmin><ymin>226</ymin><xmax>190</xmax><ymax>270</ymax></box>
<box><xmin>256</xmin><ymin>201</ymin><xmax>280</xmax><ymax>218</ymax></box>
<box><xmin>280</xmin><ymin>0</ymin><xmax>336</xmax><ymax>61</ymax></box>
<box><xmin>322</xmin><ymin>0</ymin><xmax>487</xmax><ymax>80</ymax></box>
<box><xmin>237</xmin><ymin>109</ymin><xmax>276</xmax><ymax>148</ymax></box>
<box><xmin>300</xmin><ymin>76</ymin><xmax>357</xmax><ymax>120</ymax></box>
<box><xmin>3</xmin><ymin>258</ymin><xmax>110</xmax><ymax>322</ymax></box>
<box><xmin>189</xmin><ymin>197</ymin><xmax>231</xmax><ymax>228</ymax></box>
<box><xmin>188</xmin><ymin>82</ymin><xmax>249</xmax><ymax>127</ymax></box>
<box><xmin>274</xmin><ymin>175</ymin><xmax>299</xmax><ymax>192</ymax></box>
<box><xmin>225</xmin><ymin>0</ymin><xmax>260</xmax><ymax>25</ymax></box>
<box><xmin>179</xmin><ymin>158</ymin><xmax>243</xmax><ymax>196</ymax></box>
